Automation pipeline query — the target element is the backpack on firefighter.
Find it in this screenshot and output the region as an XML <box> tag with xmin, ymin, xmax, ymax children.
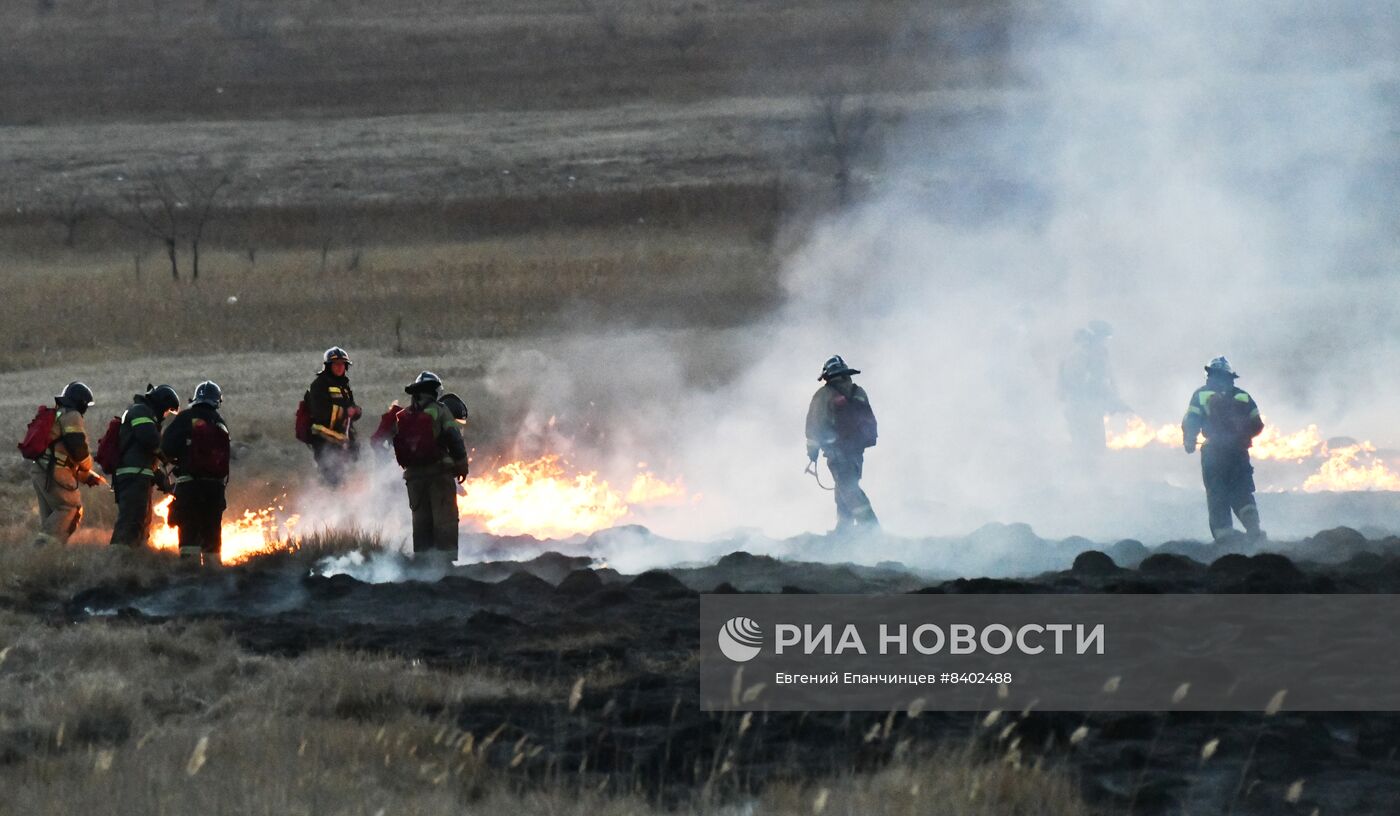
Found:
<box><xmin>392</xmin><ymin>405</ymin><xmax>440</xmax><ymax>468</ymax></box>
<box><xmin>93</xmin><ymin>416</ymin><xmax>124</xmax><ymax>476</ymax></box>
<box><xmin>184</xmin><ymin>418</ymin><xmax>231</xmax><ymax>479</ymax></box>
<box><xmin>1204</xmin><ymin>390</ymin><xmax>1255</xmax><ymax>444</ymax></box>
<box><xmin>832</xmin><ymin>390</ymin><xmax>878</xmax><ymax>449</ymax></box>
<box><xmin>17</xmin><ymin>406</ymin><xmax>59</xmax><ymax>460</ymax></box>
<box><xmin>294</xmin><ymin>395</ymin><xmax>313</xmax><ymax>445</ymax></box>
<box><xmin>370</xmin><ymin>404</ymin><xmax>403</xmax><ymax>449</ymax></box>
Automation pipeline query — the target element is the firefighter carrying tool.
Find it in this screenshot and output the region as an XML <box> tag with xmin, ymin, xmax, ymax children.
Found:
<box><xmin>18</xmin><ymin>381</ymin><xmax>105</xmax><ymax>545</ymax></box>
<box><xmin>299</xmin><ymin>346</ymin><xmax>361</xmax><ymax>488</ymax></box>
<box><xmin>805</xmin><ymin>355</ymin><xmax>879</xmax><ymax>534</ymax></box>
<box><xmin>105</xmin><ymin>384</ymin><xmax>181</xmax><ymax>549</ymax></box>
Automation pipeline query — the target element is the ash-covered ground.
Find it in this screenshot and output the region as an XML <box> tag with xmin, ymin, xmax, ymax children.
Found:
<box><xmin>58</xmin><ymin>524</ymin><xmax>1400</xmax><ymax>816</ymax></box>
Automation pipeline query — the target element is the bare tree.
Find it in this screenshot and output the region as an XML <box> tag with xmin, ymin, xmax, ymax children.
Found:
<box><xmin>110</xmin><ymin>171</ymin><xmax>184</xmax><ymax>280</ymax></box>
<box><xmin>179</xmin><ymin>165</ymin><xmax>232</xmax><ymax>281</ymax></box>
<box><xmin>815</xmin><ymin>91</ymin><xmax>877</xmax><ymax>207</ymax></box>
<box><xmin>45</xmin><ymin>184</ymin><xmax>90</xmax><ymax>248</ymax></box>
<box><xmin>312</xmin><ymin>206</ymin><xmax>363</xmax><ymax>275</ymax></box>
<box><xmin>106</xmin><ymin>162</ymin><xmax>233</xmax><ymax>281</ymax></box>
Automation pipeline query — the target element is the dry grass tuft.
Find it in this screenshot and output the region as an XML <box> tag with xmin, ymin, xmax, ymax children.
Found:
<box><xmin>0</xmin><ymin>534</ymin><xmax>172</xmax><ymax>608</ymax></box>
<box><xmin>759</xmin><ymin>748</ymin><xmax>1092</xmax><ymax>816</ymax></box>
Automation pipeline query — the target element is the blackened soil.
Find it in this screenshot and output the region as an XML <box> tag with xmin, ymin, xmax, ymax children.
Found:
<box><xmin>61</xmin><ymin>539</ymin><xmax>1400</xmax><ymax>815</ymax></box>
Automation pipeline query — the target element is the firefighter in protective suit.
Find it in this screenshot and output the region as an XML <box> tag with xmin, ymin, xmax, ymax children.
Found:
<box><xmin>161</xmin><ymin>381</ymin><xmax>230</xmax><ymax>567</ymax></box>
<box><xmin>1057</xmin><ymin>320</ymin><xmax>1129</xmax><ymax>456</ymax></box>
<box><xmin>31</xmin><ymin>382</ymin><xmax>104</xmax><ymax>545</ymax></box>
<box><xmin>391</xmin><ymin>372</ymin><xmax>469</xmax><ymax>553</ymax></box>
<box><xmin>1182</xmin><ymin>357</ymin><xmax>1265</xmax><ymax>541</ymax></box>
<box><xmin>805</xmin><ymin>356</ymin><xmax>879</xmax><ymax>532</ymax></box>
<box><xmin>304</xmin><ymin>346</ymin><xmax>361</xmax><ymax>487</ymax></box>
<box><xmin>109</xmin><ymin>384</ymin><xmax>181</xmax><ymax>548</ymax></box>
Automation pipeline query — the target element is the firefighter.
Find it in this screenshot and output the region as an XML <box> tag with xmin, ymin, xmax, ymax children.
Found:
<box><xmin>109</xmin><ymin>384</ymin><xmax>181</xmax><ymax>549</ymax></box>
<box><xmin>391</xmin><ymin>372</ymin><xmax>469</xmax><ymax>554</ymax></box>
<box><xmin>304</xmin><ymin>346</ymin><xmax>361</xmax><ymax>487</ymax></box>
<box><xmin>1182</xmin><ymin>357</ymin><xmax>1265</xmax><ymax>542</ymax></box>
<box><xmin>805</xmin><ymin>355</ymin><xmax>879</xmax><ymax>533</ymax></box>
<box><xmin>1057</xmin><ymin>320</ymin><xmax>1129</xmax><ymax>456</ymax></box>
<box><xmin>30</xmin><ymin>382</ymin><xmax>104</xmax><ymax>545</ymax></box>
<box><xmin>160</xmin><ymin>381</ymin><xmax>231</xmax><ymax>567</ymax></box>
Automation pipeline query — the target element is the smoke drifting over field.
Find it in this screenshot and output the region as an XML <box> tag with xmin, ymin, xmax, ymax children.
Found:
<box><xmin>523</xmin><ymin>0</ymin><xmax>1400</xmax><ymax>547</ymax></box>
<box><xmin>269</xmin><ymin>1</ymin><xmax>1400</xmax><ymax>571</ymax></box>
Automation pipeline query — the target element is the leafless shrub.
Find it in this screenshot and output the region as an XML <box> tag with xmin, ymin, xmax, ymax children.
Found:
<box><xmin>105</xmin><ymin>162</ymin><xmax>233</xmax><ymax>281</ymax></box>
<box><xmin>43</xmin><ymin>182</ymin><xmax>89</xmax><ymax>247</ymax></box>
<box><xmin>815</xmin><ymin>91</ymin><xmax>877</xmax><ymax>207</ymax></box>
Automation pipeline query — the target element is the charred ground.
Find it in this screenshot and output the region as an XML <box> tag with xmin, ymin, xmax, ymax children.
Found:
<box><xmin>10</xmin><ymin>527</ymin><xmax>1393</xmax><ymax>815</ymax></box>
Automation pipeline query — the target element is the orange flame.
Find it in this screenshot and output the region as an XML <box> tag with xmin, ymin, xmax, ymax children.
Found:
<box><xmin>1249</xmin><ymin>424</ymin><xmax>1324</xmax><ymax>462</ymax></box>
<box><xmin>150</xmin><ymin>495</ymin><xmax>300</xmax><ymax>564</ymax></box>
<box><xmin>1302</xmin><ymin>443</ymin><xmax>1400</xmax><ymax>492</ymax></box>
<box><xmin>1104</xmin><ymin>416</ymin><xmax>1183</xmax><ymax>449</ymax></box>
<box><xmin>457</xmin><ymin>455</ymin><xmax>689</xmax><ymax>539</ymax></box>
<box><xmin>1104</xmin><ymin>414</ymin><xmax>1400</xmax><ymax>492</ymax></box>
<box><xmin>144</xmin><ymin>456</ymin><xmax>689</xmax><ymax>559</ymax></box>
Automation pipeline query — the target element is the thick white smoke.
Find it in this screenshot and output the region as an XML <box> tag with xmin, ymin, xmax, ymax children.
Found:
<box><xmin>297</xmin><ymin>0</ymin><xmax>1400</xmax><ymax>576</ymax></box>
<box><xmin>555</xmin><ymin>0</ymin><xmax>1400</xmax><ymax>547</ymax></box>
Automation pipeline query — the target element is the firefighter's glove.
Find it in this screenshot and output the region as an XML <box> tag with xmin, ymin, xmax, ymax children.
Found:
<box><xmin>348</xmin><ymin>406</ymin><xmax>362</xmax><ymax>420</ymax></box>
<box><xmin>154</xmin><ymin>469</ymin><xmax>173</xmax><ymax>494</ymax></box>
<box><xmin>83</xmin><ymin>472</ymin><xmax>104</xmax><ymax>487</ymax></box>
<box><xmin>1184</xmin><ymin>438</ymin><xmax>1197</xmax><ymax>454</ymax></box>
<box><xmin>453</xmin><ymin>459</ymin><xmax>469</xmax><ymax>484</ymax></box>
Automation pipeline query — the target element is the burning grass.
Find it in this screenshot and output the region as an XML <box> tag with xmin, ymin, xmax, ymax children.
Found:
<box><xmin>459</xmin><ymin>455</ymin><xmax>690</xmax><ymax>539</ymax></box>
<box><xmin>1103</xmin><ymin>414</ymin><xmax>1400</xmax><ymax>492</ymax></box>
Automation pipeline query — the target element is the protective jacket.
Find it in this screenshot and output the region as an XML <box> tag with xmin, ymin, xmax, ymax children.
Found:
<box><xmin>115</xmin><ymin>398</ymin><xmax>164</xmax><ymax>478</ymax></box>
<box><xmin>1181</xmin><ymin>380</ymin><xmax>1263</xmax><ymax>451</ymax></box>
<box><xmin>398</xmin><ymin>396</ymin><xmax>468</xmax><ymax>479</ymax></box>
<box><xmin>161</xmin><ymin>404</ymin><xmax>230</xmax><ymax>482</ymax></box>
<box><xmin>306</xmin><ymin>372</ymin><xmax>357</xmax><ymax>442</ymax></box>
<box><xmin>805</xmin><ymin>377</ymin><xmax>872</xmax><ymax>461</ymax></box>
<box><xmin>39</xmin><ymin>406</ymin><xmax>94</xmax><ymax>480</ymax></box>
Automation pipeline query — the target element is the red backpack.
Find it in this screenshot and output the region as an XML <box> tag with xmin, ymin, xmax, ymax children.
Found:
<box><xmin>185</xmin><ymin>418</ymin><xmax>231</xmax><ymax>479</ymax></box>
<box><xmin>1205</xmin><ymin>390</ymin><xmax>1256</xmax><ymax>444</ymax></box>
<box><xmin>833</xmin><ymin>391</ymin><xmax>878</xmax><ymax>449</ymax></box>
<box><xmin>17</xmin><ymin>406</ymin><xmax>58</xmax><ymax>460</ymax></box>
<box><xmin>93</xmin><ymin>416</ymin><xmax>123</xmax><ymax>476</ymax></box>
<box><xmin>294</xmin><ymin>396</ymin><xmax>312</xmax><ymax>444</ymax></box>
<box><xmin>371</xmin><ymin>404</ymin><xmax>404</xmax><ymax>448</ymax></box>
<box><xmin>393</xmin><ymin>406</ymin><xmax>440</xmax><ymax>467</ymax></box>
